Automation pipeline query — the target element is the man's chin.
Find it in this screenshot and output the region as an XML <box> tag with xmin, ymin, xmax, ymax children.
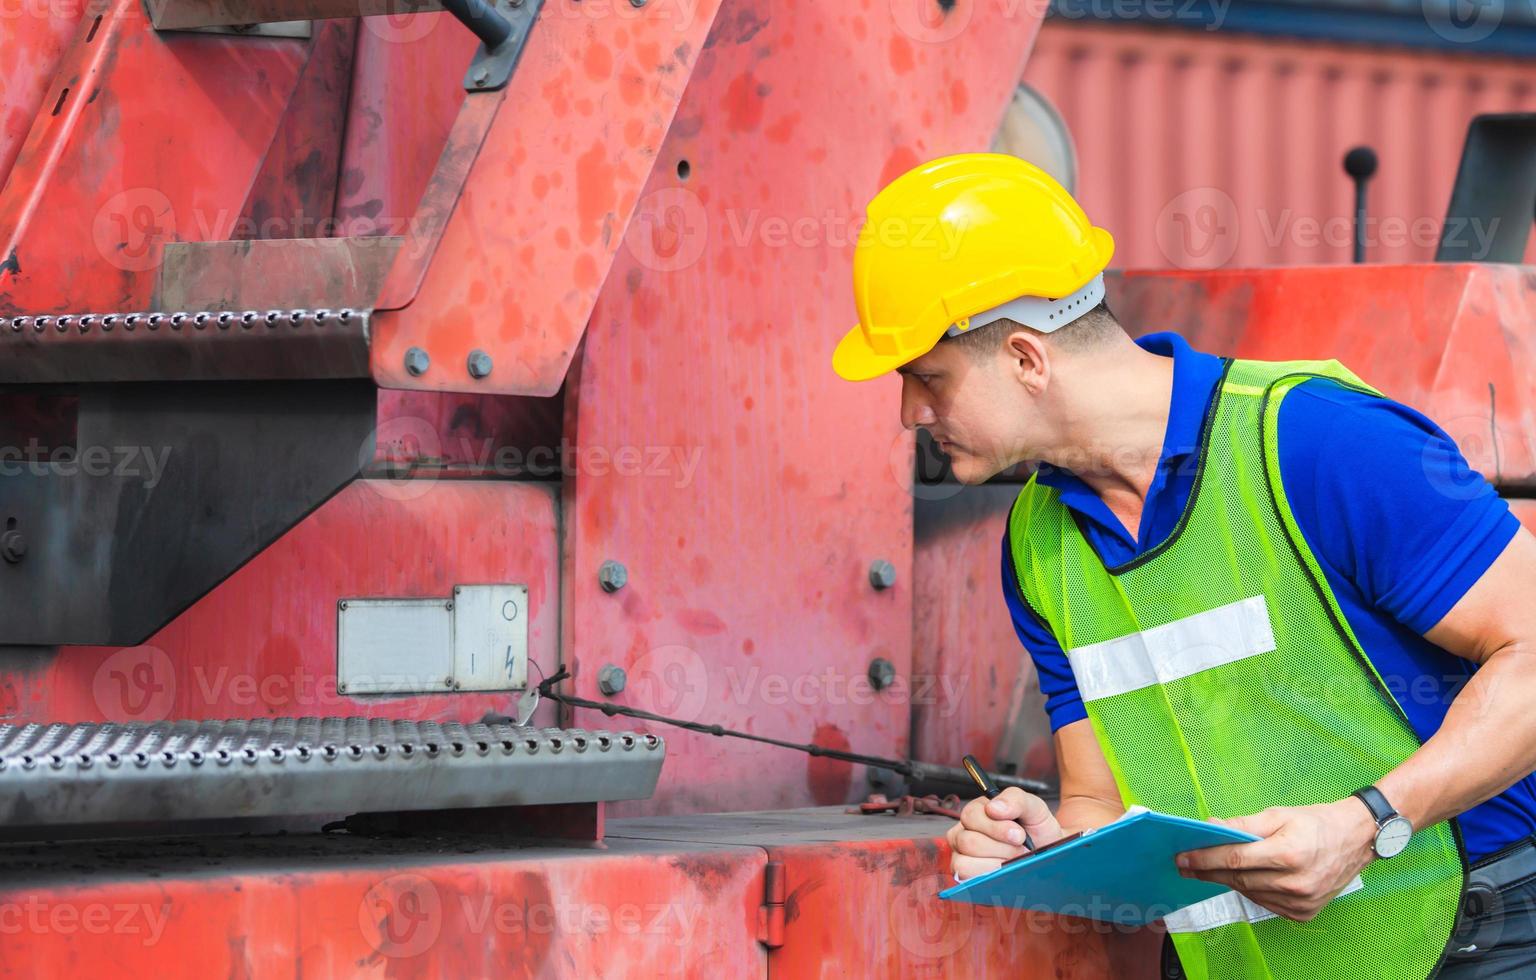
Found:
<box><xmin>946</xmin><ymin>455</ymin><xmax>1000</xmax><ymax>486</ymax></box>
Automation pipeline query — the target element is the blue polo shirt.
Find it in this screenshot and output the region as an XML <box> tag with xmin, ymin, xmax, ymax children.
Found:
<box><xmin>1002</xmin><ymin>332</ymin><xmax>1533</xmax><ymax>861</ymax></box>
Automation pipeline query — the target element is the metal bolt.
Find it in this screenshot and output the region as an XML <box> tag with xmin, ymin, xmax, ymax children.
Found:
<box><xmin>473</xmin><ymin>67</ymin><xmax>490</xmax><ymax>87</ymax></box>
<box><xmin>629</xmin><ymin>0</ymin><xmax>646</xmax><ymax>6</ymax></box>
<box><xmin>868</xmin><ymin>657</ymin><xmax>897</xmax><ymax>692</ymax></box>
<box><xmin>1</xmin><ymin>530</ymin><xmax>26</xmax><ymax>564</ymax></box>
<box><xmin>404</xmin><ymin>347</ymin><xmax>430</xmax><ymax>376</ymax></box>
<box><xmin>598</xmin><ymin>560</ymin><xmax>628</xmax><ymax>593</ymax></box>
<box><xmin>467</xmin><ymin>349</ymin><xmax>494</xmax><ymax>379</ymax></box>
<box><xmin>338</xmin><ymin>600</ymin><xmax>349</xmax><ymax>611</ymax></box>
<box><xmin>869</xmin><ymin>559</ymin><xmax>897</xmax><ymax>591</ymax></box>
<box><xmin>598</xmin><ymin>665</ymin><xmax>628</xmax><ymax>697</ymax></box>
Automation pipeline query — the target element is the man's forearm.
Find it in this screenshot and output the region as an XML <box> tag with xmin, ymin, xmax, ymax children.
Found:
<box><xmin>1377</xmin><ymin>642</ymin><xmax>1536</xmax><ymax>830</ymax></box>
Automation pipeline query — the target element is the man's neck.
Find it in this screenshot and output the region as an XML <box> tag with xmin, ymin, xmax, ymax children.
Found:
<box><xmin>1045</xmin><ymin>343</ymin><xmax>1176</xmax><ymax>535</ymax></box>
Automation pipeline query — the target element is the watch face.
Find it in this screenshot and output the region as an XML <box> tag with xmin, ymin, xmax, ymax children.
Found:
<box><xmin>1375</xmin><ymin>816</ymin><xmax>1413</xmax><ymax>858</ymax></box>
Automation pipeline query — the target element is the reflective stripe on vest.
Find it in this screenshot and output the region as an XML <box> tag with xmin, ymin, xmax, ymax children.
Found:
<box><xmin>1067</xmin><ymin>596</ymin><xmax>1276</xmax><ymax>701</ymax></box>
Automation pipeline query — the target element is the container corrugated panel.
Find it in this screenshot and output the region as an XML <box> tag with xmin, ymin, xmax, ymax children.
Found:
<box><xmin>1022</xmin><ymin>19</ymin><xmax>1536</xmax><ymax>270</ymax></box>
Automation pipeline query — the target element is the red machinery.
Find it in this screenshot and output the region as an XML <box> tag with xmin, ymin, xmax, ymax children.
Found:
<box><xmin>1</xmin><ymin>0</ymin><xmax>1532</xmax><ymax>975</ymax></box>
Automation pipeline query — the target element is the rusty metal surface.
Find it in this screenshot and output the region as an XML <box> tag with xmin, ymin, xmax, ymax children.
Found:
<box><xmin>0</xmin><ymin>2</ymin><xmax>313</xmax><ymax>315</ymax></box>
<box><xmin>0</xmin><ymin>480</ymin><xmax>563</xmax><ymax>729</ymax></box>
<box><xmin>0</xmin><ymin>808</ymin><xmax>1158</xmax><ymax>977</ymax></box>
<box><xmin>0</xmin><ymin>11</ymin><xmax>89</xmax><ymax>201</ymax></box>
<box><xmin>367</xmin><ymin>0</ymin><xmax>727</xmax><ymax>394</ymax></box>
<box><xmin>563</xmin><ymin>0</ymin><xmax>1045</xmax><ymax>818</ymax></box>
<box><xmin>148</xmin><ymin>0</ymin><xmax>442</xmax><ymax>30</ymax></box>
<box><xmin>1023</xmin><ymin>19</ymin><xmax>1536</xmax><ymax>271</ymax></box>
<box><xmin>1108</xmin><ymin>263</ymin><xmax>1536</xmax><ymax>491</ymax></box>
<box><xmin>0</xmin><ymin>830</ymin><xmax>767</xmax><ymax>978</ymax></box>
<box><xmin>0</xmin><ymin>719</ymin><xmax>662</xmax><ymax>830</ymax></box>
<box><xmin>155</xmin><ymin>239</ymin><xmax>402</xmax><ymax>312</ymax></box>
<box><xmin>0</xmin><ymin>308</ymin><xmax>371</xmax><ymax>381</ymax></box>
<box><xmin>913</xmin><ymin>485</ymin><xmax>1055</xmax><ymax>787</ymax></box>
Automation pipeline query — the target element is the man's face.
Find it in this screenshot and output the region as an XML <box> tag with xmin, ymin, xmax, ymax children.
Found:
<box><xmin>896</xmin><ymin>339</ymin><xmax>1036</xmax><ymax>485</ymax></box>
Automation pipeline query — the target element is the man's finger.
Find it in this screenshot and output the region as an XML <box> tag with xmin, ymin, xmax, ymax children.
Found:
<box><xmin>983</xmin><ymin>787</ymin><xmax>1053</xmax><ymax>828</ymax></box>
<box><xmin>1215</xmin><ymin>809</ymin><xmax>1289</xmax><ymax>840</ymax></box>
<box><xmin>1176</xmin><ymin>838</ymin><xmax>1288</xmax><ymax>874</ymax></box>
<box><xmin>952</xmin><ymin>854</ymin><xmax>1004</xmax><ymax>882</ymax></box>
<box><xmin>1179</xmin><ymin>867</ymin><xmax>1288</xmax><ymax>895</ymax></box>
<box><xmin>960</xmin><ymin>796</ymin><xmax>1030</xmax><ymax>847</ymax></box>
<box><xmin>952</xmin><ymin>828</ymin><xmax>1026</xmax><ymax>862</ymax></box>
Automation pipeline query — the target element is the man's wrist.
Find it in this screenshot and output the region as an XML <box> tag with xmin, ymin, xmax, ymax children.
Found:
<box><xmin>1340</xmin><ymin>796</ymin><xmax>1382</xmax><ymax>860</ymax></box>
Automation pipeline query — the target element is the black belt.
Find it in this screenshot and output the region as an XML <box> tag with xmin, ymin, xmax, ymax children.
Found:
<box><xmin>1469</xmin><ymin>835</ymin><xmax>1536</xmax><ymax>891</ymax></box>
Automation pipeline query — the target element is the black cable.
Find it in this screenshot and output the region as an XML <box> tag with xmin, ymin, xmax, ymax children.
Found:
<box><xmin>534</xmin><ymin>668</ymin><xmax>1054</xmax><ymax>796</ymax></box>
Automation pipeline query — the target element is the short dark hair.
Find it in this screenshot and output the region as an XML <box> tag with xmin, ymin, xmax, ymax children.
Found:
<box><xmin>942</xmin><ymin>300</ymin><xmax>1122</xmax><ymax>357</ymax></box>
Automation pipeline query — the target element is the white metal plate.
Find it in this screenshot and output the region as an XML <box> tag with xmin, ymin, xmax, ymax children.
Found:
<box><xmin>452</xmin><ymin>584</ymin><xmax>529</xmax><ymax>691</ymax></box>
<box><xmin>337</xmin><ymin>598</ymin><xmax>454</xmax><ymax>695</ymax></box>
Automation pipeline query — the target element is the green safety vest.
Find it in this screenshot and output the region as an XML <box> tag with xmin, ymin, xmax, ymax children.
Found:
<box><xmin>1007</xmin><ymin>357</ymin><xmax>1465</xmax><ymax>980</ymax></box>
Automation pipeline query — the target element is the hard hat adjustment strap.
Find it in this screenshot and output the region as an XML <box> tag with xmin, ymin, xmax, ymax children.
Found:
<box><xmin>943</xmin><ymin>273</ymin><xmax>1105</xmax><ymax>338</ymax></box>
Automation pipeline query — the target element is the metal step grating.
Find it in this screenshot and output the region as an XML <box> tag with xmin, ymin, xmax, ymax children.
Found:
<box><xmin>0</xmin><ymin>718</ymin><xmax>664</xmax><ymax>828</ymax></box>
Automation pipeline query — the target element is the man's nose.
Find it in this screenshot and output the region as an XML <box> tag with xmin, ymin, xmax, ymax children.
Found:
<box><xmin>900</xmin><ymin>380</ymin><xmax>936</xmax><ymax>431</ymax></box>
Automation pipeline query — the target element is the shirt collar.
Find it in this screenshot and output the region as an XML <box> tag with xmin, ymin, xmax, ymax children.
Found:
<box><xmin>1035</xmin><ymin>331</ymin><xmax>1225</xmax><ymax>495</ymax></box>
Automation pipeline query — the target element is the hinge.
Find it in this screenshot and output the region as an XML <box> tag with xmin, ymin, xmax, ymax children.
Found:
<box><xmin>757</xmin><ymin>860</ymin><xmax>786</xmax><ymax>950</ymax></box>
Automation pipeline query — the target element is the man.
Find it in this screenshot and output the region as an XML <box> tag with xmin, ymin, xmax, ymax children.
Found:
<box><xmin>833</xmin><ymin>153</ymin><xmax>1536</xmax><ymax>979</ymax></box>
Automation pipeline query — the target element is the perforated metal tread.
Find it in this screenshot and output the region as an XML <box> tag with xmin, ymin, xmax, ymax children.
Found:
<box><xmin>0</xmin><ymin>718</ymin><xmax>664</xmax><ymax>829</ymax></box>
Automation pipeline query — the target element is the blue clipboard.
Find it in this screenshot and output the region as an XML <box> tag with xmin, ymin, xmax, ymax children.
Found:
<box><xmin>938</xmin><ymin>807</ymin><xmax>1260</xmax><ymax>925</ymax></box>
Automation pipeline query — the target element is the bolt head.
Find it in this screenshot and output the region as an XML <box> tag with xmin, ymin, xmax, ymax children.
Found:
<box><xmin>1</xmin><ymin>530</ymin><xmax>25</xmax><ymax>564</ymax></box>
<box><xmin>467</xmin><ymin>349</ymin><xmax>494</xmax><ymax>379</ymax></box>
<box><xmin>867</xmin><ymin>657</ymin><xmax>897</xmax><ymax>692</ymax></box>
<box><xmin>869</xmin><ymin>559</ymin><xmax>897</xmax><ymax>591</ymax></box>
<box><xmin>598</xmin><ymin>560</ymin><xmax>628</xmax><ymax>593</ymax></box>
<box><xmin>404</xmin><ymin>347</ymin><xmax>430</xmax><ymax>376</ymax></box>
<box><xmin>598</xmin><ymin>664</ymin><xmax>628</xmax><ymax>697</ymax></box>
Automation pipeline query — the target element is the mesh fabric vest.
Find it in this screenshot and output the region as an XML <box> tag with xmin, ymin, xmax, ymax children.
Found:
<box><xmin>1007</xmin><ymin>357</ymin><xmax>1464</xmax><ymax>980</ymax></box>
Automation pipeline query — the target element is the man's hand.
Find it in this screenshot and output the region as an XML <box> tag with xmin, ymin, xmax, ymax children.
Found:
<box><xmin>946</xmin><ymin>787</ymin><xmax>1065</xmax><ymax>881</ymax></box>
<box><xmin>1175</xmin><ymin>799</ymin><xmax>1378</xmax><ymax>921</ymax></box>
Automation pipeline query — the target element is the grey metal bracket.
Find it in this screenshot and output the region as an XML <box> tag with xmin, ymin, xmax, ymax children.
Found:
<box><xmin>460</xmin><ymin>0</ymin><xmax>544</xmax><ymax>93</ymax></box>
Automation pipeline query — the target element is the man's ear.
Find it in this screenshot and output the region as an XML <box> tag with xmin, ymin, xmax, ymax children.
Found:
<box><xmin>1004</xmin><ymin>327</ymin><xmax>1050</xmax><ymax>394</ymax></box>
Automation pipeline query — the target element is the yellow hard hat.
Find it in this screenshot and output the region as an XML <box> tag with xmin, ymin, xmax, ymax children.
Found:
<box><xmin>833</xmin><ymin>153</ymin><xmax>1115</xmax><ymax>381</ymax></box>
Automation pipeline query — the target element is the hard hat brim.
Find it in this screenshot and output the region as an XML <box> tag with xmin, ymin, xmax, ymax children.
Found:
<box><xmin>832</xmin><ymin>324</ymin><xmax>919</xmax><ymax>381</ymax></box>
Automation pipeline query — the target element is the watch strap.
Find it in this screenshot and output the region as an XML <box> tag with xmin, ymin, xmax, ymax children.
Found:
<box><xmin>1353</xmin><ymin>785</ymin><xmax>1397</xmax><ymax>826</ymax></box>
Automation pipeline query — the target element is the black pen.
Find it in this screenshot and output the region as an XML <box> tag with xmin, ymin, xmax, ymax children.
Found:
<box><xmin>962</xmin><ymin>754</ymin><xmax>1037</xmax><ymax>851</ymax></box>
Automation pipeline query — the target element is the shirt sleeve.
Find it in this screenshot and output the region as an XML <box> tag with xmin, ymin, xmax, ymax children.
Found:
<box><xmin>1277</xmin><ymin>379</ymin><xmax>1520</xmax><ymax>636</ymax></box>
<box><xmin>1001</xmin><ymin>532</ymin><xmax>1087</xmax><ymax>731</ymax></box>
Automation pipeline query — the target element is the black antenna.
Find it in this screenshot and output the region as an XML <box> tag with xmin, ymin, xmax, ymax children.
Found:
<box><xmin>1343</xmin><ymin>146</ymin><xmax>1379</xmax><ymax>264</ymax></box>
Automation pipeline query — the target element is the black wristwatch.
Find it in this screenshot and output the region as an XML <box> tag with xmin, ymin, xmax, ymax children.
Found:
<box><xmin>1352</xmin><ymin>786</ymin><xmax>1414</xmax><ymax>859</ymax></box>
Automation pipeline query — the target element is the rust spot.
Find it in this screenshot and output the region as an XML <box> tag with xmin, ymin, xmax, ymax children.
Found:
<box><xmin>0</xmin><ymin>249</ymin><xmax>20</xmax><ymax>278</ymax></box>
<box><xmin>950</xmin><ymin>78</ymin><xmax>969</xmax><ymax>114</ymax></box>
<box><xmin>765</xmin><ymin>112</ymin><xmax>800</xmax><ymax>144</ymax></box>
<box><xmin>676</xmin><ymin>609</ymin><xmax>727</xmax><ymax>636</ymax></box>
<box><xmin>806</xmin><ymin>724</ymin><xmax>853</xmax><ymax>805</ymax></box>
<box><xmin>879</xmin><ymin>146</ymin><xmax>921</xmax><ymax>189</ymax></box>
<box><xmin>574</xmin><ymin>142</ymin><xmax>616</xmax><ymax>245</ymax></box>
<box><xmin>584</xmin><ymin>43</ymin><xmax>613</xmax><ymax>81</ymax></box>
<box><xmin>889</xmin><ymin>35</ymin><xmax>915</xmax><ymax>75</ymax></box>
<box><xmin>724</xmin><ymin>71</ymin><xmax>766</xmax><ymax>132</ymax></box>
<box><xmin>666</xmin><ymin>852</ymin><xmax>742</xmax><ymax>892</ymax></box>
